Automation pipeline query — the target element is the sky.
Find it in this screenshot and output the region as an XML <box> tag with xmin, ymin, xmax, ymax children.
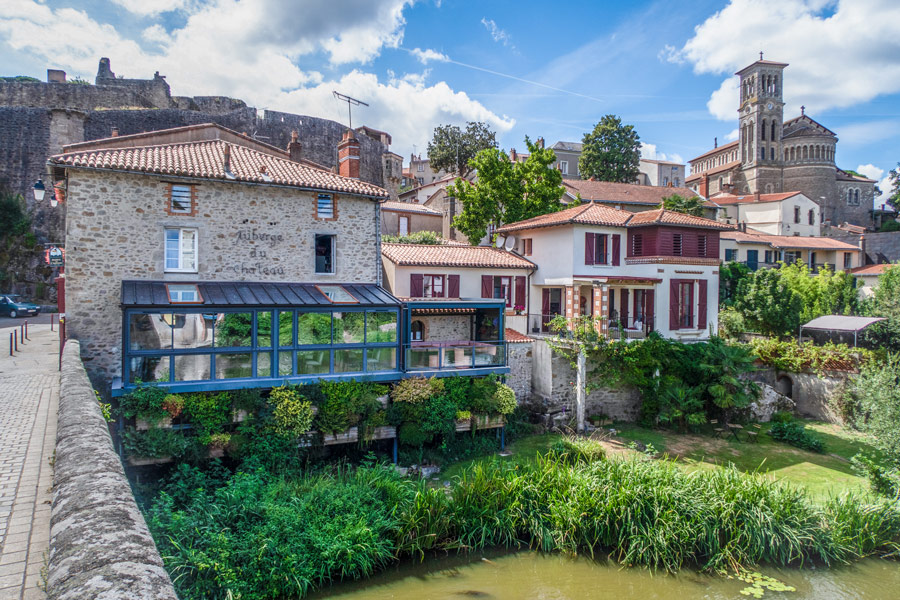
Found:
<box><xmin>2</xmin><ymin>0</ymin><xmax>899</xmax><ymax>205</ymax></box>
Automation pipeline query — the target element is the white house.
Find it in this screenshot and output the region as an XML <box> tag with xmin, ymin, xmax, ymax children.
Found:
<box><xmin>721</xmin><ymin>228</ymin><xmax>861</xmax><ymax>272</ymax></box>
<box><xmin>711</xmin><ymin>191</ymin><xmax>820</xmax><ymax>236</ymax></box>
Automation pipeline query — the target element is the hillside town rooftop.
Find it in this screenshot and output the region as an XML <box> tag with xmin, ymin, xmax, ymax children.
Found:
<box><xmin>381</xmin><ymin>243</ymin><xmax>535</xmax><ymax>269</ymax></box>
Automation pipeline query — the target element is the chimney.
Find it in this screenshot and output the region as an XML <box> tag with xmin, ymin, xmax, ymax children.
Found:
<box><xmin>287</xmin><ymin>129</ymin><xmax>302</xmax><ymax>162</ymax></box>
<box><xmin>740</xmin><ymin>222</ymin><xmax>747</xmax><ymax>233</ymax></box>
<box><xmin>509</xmin><ymin>148</ymin><xmax>518</xmax><ymax>162</ymax></box>
<box><xmin>223</xmin><ymin>144</ymin><xmax>232</xmax><ymax>174</ymax></box>
<box><xmin>47</xmin><ymin>69</ymin><xmax>66</xmax><ymax>83</ymax></box>
<box><xmin>338</xmin><ymin>129</ymin><xmax>361</xmax><ymax>179</ymax></box>
<box><xmin>859</xmin><ymin>234</ymin><xmax>866</xmax><ymax>262</ymax></box>
<box><xmin>754</xmin><ymin>190</ymin><xmax>761</xmax><ymax>203</ymax></box>
<box><xmin>699</xmin><ymin>173</ymin><xmax>709</xmax><ymax>197</ymax></box>
<box><xmin>714</xmin><ymin>137</ymin><xmax>718</xmax><ymax>149</ymax></box>
<box><xmin>537</xmin><ymin>137</ymin><xmax>545</xmax><ymax>149</ymax></box>
<box><xmin>111</xmin><ymin>127</ymin><xmax>119</xmax><ymax>137</ymax></box>
<box><xmin>667</xmin><ymin>181</ymin><xmax>673</xmax><ymax>187</ymax></box>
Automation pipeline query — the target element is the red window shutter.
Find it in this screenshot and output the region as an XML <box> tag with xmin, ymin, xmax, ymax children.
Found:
<box><xmin>612</xmin><ymin>234</ymin><xmax>621</xmax><ymax>265</ymax></box>
<box><xmin>645</xmin><ymin>290</ymin><xmax>655</xmax><ymax>331</ymax></box>
<box><xmin>448</xmin><ymin>274</ymin><xmax>460</xmax><ymax>298</ymax></box>
<box><xmin>585</xmin><ymin>232</ymin><xmax>595</xmax><ymax>265</ymax></box>
<box><xmin>482</xmin><ymin>275</ymin><xmax>493</xmax><ymax>298</ymax></box>
<box><xmin>621</xmin><ymin>289</ymin><xmax>629</xmax><ymax>326</ymax></box>
<box><xmin>410</xmin><ymin>274</ymin><xmax>424</xmax><ymax>297</ymax></box>
<box><xmin>515</xmin><ymin>276</ymin><xmax>526</xmax><ymax>308</ymax></box>
<box><xmin>669</xmin><ymin>279</ymin><xmax>680</xmax><ymax>330</ymax></box>
<box><xmin>698</xmin><ymin>279</ymin><xmax>708</xmax><ymax>329</ymax></box>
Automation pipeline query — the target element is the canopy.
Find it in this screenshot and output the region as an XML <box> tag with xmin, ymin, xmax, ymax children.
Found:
<box><xmin>800</xmin><ymin>315</ymin><xmax>885</xmax><ymax>332</ymax></box>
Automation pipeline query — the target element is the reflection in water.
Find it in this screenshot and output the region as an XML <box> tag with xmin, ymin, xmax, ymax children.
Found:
<box><xmin>310</xmin><ymin>551</ymin><xmax>900</xmax><ymax>600</ymax></box>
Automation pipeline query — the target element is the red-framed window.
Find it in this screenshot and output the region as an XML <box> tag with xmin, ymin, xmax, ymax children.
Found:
<box><xmin>423</xmin><ymin>274</ymin><xmax>445</xmax><ymax>298</ymax></box>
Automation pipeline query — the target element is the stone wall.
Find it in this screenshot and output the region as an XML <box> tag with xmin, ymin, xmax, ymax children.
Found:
<box><xmin>50</xmin><ymin>340</ymin><xmax>177</xmax><ymax>600</ymax></box>
<box><xmin>748</xmin><ymin>367</ymin><xmax>848</xmax><ymax>423</ymax></box>
<box><xmin>64</xmin><ymin>169</ymin><xmax>381</xmax><ymax>388</ymax></box>
<box><xmin>506</xmin><ymin>342</ymin><xmax>532</xmax><ymax>401</ymax></box>
<box><xmin>418</xmin><ymin>315</ymin><xmax>471</xmax><ymax>342</ymax></box>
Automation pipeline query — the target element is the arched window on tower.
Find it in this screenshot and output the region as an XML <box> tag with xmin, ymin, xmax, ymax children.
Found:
<box><xmin>771</xmin><ymin>148</ymin><xmax>775</xmax><ymax>160</ymax></box>
<box><xmin>803</xmin><ymin>146</ymin><xmax>808</xmax><ymax>159</ymax></box>
<box><xmin>855</xmin><ymin>189</ymin><xmax>860</xmax><ymax>205</ymax></box>
<box><xmin>761</xmin><ymin>120</ymin><xmax>767</xmax><ymax>141</ymax></box>
<box><xmin>771</xmin><ymin>121</ymin><xmax>777</xmax><ymax>141</ymax></box>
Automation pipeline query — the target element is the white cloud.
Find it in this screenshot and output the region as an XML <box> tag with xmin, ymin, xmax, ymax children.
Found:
<box><xmin>857</xmin><ymin>164</ymin><xmax>892</xmax><ymax>205</ymax></box>
<box><xmin>410</xmin><ymin>47</ymin><xmax>449</xmax><ymax>64</ymax></box>
<box><xmin>481</xmin><ymin>18</ymin><xmax>512</xmax><ymax>47</ymax></box>
<box><xmin>0</xmin><ymin>0</ymin><xmax>512</xmax><ymax>157</ymax></box>
<box><xmin>111</xmin><ymin>0</ymin><xmax>188</xmax><ymax>17</ymax></box>
<box><xmin>640</xmin><ymin>143</ymin><xmax>684</xmax><ymax>165</ymax></box>
<box><xmin>725</xmin><ymin>128</ymin><xmax>740</xmax><ymax>142</ymax></box>
<box><xmin>675</xmin><ymin>0</ymin><xmax>900</xmax><ymax>120</ymax></box>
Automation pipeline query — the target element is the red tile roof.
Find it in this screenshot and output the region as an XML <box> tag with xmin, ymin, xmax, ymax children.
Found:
<box><xmin>497</xmin><ymin>204</ymin><xmax>728</xmax><ymax>233</ymax></box>
<box><xmin>851</xmin><ymin>263</ymin><xmax>896</xmax><ymax>276</ymax></box>
<box><xmin>564</xmin><ymin>179</ymin><xmax>697</xmax><ymax>205</ymax></box>
<box><xmin>710</xmin><ymin>191</ymin><xmax>805</xmax><ymax>206</ymax></box>
<box><xmin>505</xmin><ymin>328</ymin><xmax>534</xmax><ymax>343</ymax></box>
<box><xmin>381</xmin><ymin>243</ymin><xmax>535</xmax><ymax>269</ymax></box>
<box><xmin>721</xmin><ymin>230</ymin><xmax>860</xmax><ymax>250</ymax></box>
<box><xmin>52</xmin><ymin>139</ymin><xmax>389</xmax><ymax>198</ymax></box>
<box><xmin>381</xmin><ymin>201</ymin><xmax>441</xmax><ymax>215</ymax></box>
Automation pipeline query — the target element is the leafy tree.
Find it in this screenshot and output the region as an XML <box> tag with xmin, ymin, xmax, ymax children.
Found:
<box><xmin>851</xmin><ymin>356</ymin><xmax>900</xmax><ymax>491</ymax></box>
<box><xmin>888</xmin><ymin>163</ymin><xmax>900</xmax><ymax>209</ymax></box>
<box><xmin>578</xmin><ymin>115</ymin><xmax>641</xmax><ymax>183</ymax></box>
<box><xmin>0</xmin><ymin>187</ymin><xmax>29</xmax><ymax>239</ymax></box>
<box><xmin>427</xmin><ymin>121</ymin><xmax>497</xmax><ymax>178</ymax></box>
<box><xmin>450</xmin><ymin>136</ymin><xmax>565</xmax><ymax>244</ymax></box>
<box><xmin>659</xmin><ymin>193</ymin><xmax>705</xmax><ymax>216</ymax></box>
<box><xmin>382</xmin><ymin>231</ymin><xmax>444</xmax><ymax>244</ymax></box>
<box><xmin>861</xmin><ymin>264</ymin><xmax>900</xmax><ymax>351</ymax></box>
<box><xmin>735</xmin><ymin>268</ymin><xmax>802</xmax><ymax>337</ymax></box>
<box><xmin>779</xmin><ymin>262</ymin><xmax>858</xmax><ymax>324</ymax></box>
<box><xmin>693</xmin><ymin>338</ymin><xmax>760</xmax><ymax>411</ymax></box>
<box><xmin>719</xmin><ymin>261</ymin><xmax>751</xmax><ymax>305</ymax></box>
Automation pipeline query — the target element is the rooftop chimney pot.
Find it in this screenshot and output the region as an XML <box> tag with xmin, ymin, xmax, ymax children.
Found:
<box><xmin>111</xmin><ymin>127</ymin><xmax>119</xmax><ymax>137</ymax></box>
<box><xmin>337</xmin><ymin>129</ymin><xmax>361</xmax><ymax>179</ymax></box>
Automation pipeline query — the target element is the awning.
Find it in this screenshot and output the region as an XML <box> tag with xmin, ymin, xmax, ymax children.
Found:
<box><xmin>121</xmin><ymin>280</ymin><xmax>400</xmax><ymax>308</ymax></box>
<box><xmin>800</xmin><ymin>315</ymin><xmax>886</xmax><ymax>332</ymax></box>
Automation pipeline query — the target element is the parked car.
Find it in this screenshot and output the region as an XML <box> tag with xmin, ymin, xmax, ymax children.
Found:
<box><xmin>0</xmin><ymin>295</ymin><xmax>41</xmax><ymax>318</ymax></box>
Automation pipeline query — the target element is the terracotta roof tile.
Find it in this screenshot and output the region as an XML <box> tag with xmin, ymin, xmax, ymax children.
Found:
<box><xmin>51</xmin><ymin>139</ymin><xmax>389</xmax><ymax>198</ymax></box>
<box><xmin>851</xmin><ymin>263</ymin><xmax>896</xmax><ymax>276</ymax></box>
<box><xmin>626</xmin><ymin>209</ymin><xmax>731</xmax><ymax>230</ymax></box>
<box><xmin>721</xmin><ymin>230</ymin><xmax>860</xmax><ymax>250</ymax></box>
<box><xmin>381</xmin><ymin>243</ymin><xmax>535</xmax><ymax>269</ymax></box>
<box><xmin>498</xmin><ymin>204</ymin><xmax>728</xmax><ymax>233</ymax></box>
<box><xmin>564</xmin><ymin>180</ymin><xmax>697</xmax><ymax>205</ymax></box>
<box><xmin>505</xmin><ymin>328</ymin><xmax>534</xmax><ymax>343</ymax></box>
<box><xmin>381</xmin><ymin>201</ymin><xmax>441</xmax><ymax>215</ymax></box>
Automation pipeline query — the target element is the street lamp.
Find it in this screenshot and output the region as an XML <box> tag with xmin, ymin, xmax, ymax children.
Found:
<box><xmin>33</xmin><ymin>179</ymin><xmax>46</xmax><ymax>203</ymax></box>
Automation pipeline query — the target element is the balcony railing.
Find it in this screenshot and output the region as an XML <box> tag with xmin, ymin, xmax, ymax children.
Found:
<box><xmin>404</xmin><ymin>341</ymin><xmax>507</xmax><ymax>371</ymax></box>
<box><xmin>523</xmin><ymin>312</ymin><xmax>654</xmax><ymax>340</ymax></box>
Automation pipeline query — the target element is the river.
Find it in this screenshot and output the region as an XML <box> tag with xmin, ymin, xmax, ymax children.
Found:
<box><xmin>311</xmin><ymin>551</ymin><xmax>900</xmax><ymax>599</ymax></box>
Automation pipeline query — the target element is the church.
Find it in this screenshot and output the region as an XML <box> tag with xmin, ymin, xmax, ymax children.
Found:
<box><xmin>686</xmin><ymin>56</ymin><xmax>877</xmax><ymax>230</ymax></box>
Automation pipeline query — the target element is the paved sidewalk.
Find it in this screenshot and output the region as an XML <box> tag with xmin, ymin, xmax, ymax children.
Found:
<box><xmin>0</xmin><ymin>323</ymin><xmax>60</xmax><ymax>600</ymax></box>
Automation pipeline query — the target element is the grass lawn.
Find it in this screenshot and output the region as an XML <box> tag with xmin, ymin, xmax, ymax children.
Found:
<box><xmin>441</xmin><ymin>421</ymin><xmax>879</xmax><ymax>501</ymax></box>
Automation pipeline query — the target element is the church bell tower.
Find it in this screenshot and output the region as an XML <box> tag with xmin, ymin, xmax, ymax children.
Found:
<box><xmin>736</xmin><ymin>54</ymin><xmax>788</xmax><ymax>193</ymax></box>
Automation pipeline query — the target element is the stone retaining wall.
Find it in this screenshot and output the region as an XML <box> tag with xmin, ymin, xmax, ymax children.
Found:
<box><xmin>49</xmin><ymin>340</ymin><xmax>177</xmax><ymax>600</ymax></box>
<box><xmin>747</xmin><ymin>366</ymin><xmax>848</xmax><ymax>424</ymax></box>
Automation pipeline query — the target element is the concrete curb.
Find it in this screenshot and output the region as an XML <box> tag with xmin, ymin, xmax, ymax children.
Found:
<box><xmin>49</xmin><ymin>340</ymin><xmax>178</xmax><ymax>600</ymax></box>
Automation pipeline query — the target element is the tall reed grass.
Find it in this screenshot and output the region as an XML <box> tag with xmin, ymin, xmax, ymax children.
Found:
<box><xmin>147</xmin><ymin>452</ymin><xmax>900</xmax><ymax>600</ymax></box>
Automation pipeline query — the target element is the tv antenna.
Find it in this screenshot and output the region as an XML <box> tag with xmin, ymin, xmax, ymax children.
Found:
<box><xmin>332</xmin><ymin>91</ymin><xmax>368</xmax><ymax>130</ymax></box>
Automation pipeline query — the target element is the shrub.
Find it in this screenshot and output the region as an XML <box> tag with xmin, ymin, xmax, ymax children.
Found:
<box><xmin>468</xmin><ymin>377</ymin><xmax>499</xmax><ymax>414</ymax></box>
<box><xmin>769</xmin><ymin>420</ymin><xmax>825</xmax><ymax>453</ymax></box>
<box><xmin>232</xmin><ymin>388</ymin><xmax>264</xmax><ymax>413</ymax></box>
<box><xmin>548</xmin><ymin>436</ymin><xmax>605</xmax><ymax>465</ymax></box>
<box><xmin>749</xmin><ymin>338</ymin><xmax>874</xmax><ymax>375</ymax></box>
<box><xmin>269</xmin><ymin>386</ymin><xmax>314</xmax><ymax>438</ymax></box>
<box><xmin>182</xmin><ymin>392</ymin><xmax>232</xmax><ymax>444</ymax></box>
<box><xmin>391</xmin><ymin>377</ymin><xmax>443</xmax><ymax>404</ymax></box>
<box><xmin>161</xmin><ymin>394</ymin><xmax>184</xmax><ymax>418</ymax></box>
<box><xmin>382</xmin><ymin>230</ymin><xmax>445</xmax><ymax>244</ymax></box>
<box><xmin>852</xmin><ymin>454</ymin><xmax>900</xmax><ymax>499</ymax></box>
<box><xmin>421</xmin><ymin>394</ymin><xmax>458</xmax><ymax>439</ymax></box>
<box><xmin>117</xmin><ymin>383</ymin><xmax>169</xmax><ymax>423</ymax></box>
<box><xmin>493</xmin><ymin>383</ymin><xmax>517</xmax><ymax>415</ymax></box>
<box><xmin>122</xmin><ymin>428</ymin><xmax>192</xmax><ymax>459</ymax></box>
<box><xmin>399</xmin><ymin>422</ymin><xmax>429</xmax><ymax>447</ymax></box>
<box><xmin>770</xmin><ymin>410</ymin><xmax>794</xmax><ymax>424</ymax></box>
<box><xmin>717</xmin><ymin>306</ymin><xmax>745</xmax><ymax>341</ymax></box>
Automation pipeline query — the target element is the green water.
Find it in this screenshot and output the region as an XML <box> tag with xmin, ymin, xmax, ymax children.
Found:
<box><xmin>312</xmin><ymin>551</ymin><xmax>900</xmax><ymax>599</ymax></box>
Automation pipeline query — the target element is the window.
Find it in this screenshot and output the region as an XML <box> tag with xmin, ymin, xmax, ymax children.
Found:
<box><xmin>725</xmin><ymin>248</ymin><xmax>737</xmax><ymax>262</ymax></box>
<box><xmin>164</xmin><ymin>228</ymin><xmax>198</xmax><ymax>272</ymax></box>
<box><xmin>166</xmin><ymin>284</ymin><xmax>202</xmax><ymax>304</ymax></box>
<box><xmin>416</xmin><ymin>163</ymin><xmax>425</xmax><ymax>172</ymax></box>
<box><xmin>316</xmin><ymin>193</ymin><xmax>335</xmax><ymax>220</ymax></box>
<box><xmin>586</xmin><ymin>232</ymin><xmax>608</xmax><ymax>265</ymax></box>
<box><xmin>632</xmin><ymin>233</ymin><xmax>643</xmax><ymax>256</ymax></box>
<box><xmin>663</xmin><ymin>177</ymin><xmax>669</xmax><ymax>186</ymax></box>
<box><xmin>672</xmin><ymin>233</ymin><xmax>683</xmax><ymax>256</ymax></box>
<box><xmin>765</xmin><ymin>250</ymin><xmax>774</xmax><ymax>264</ymax></box>
<box><xmin>674</xmin><ymin>178</ymin><xmax>680</xmax><ymax>187</ymax></box>
<box><xmin>808</xmin><ymin>209</ymin><xmax>814</xmax><ymax>225</ymax></box>
<box><xmin>698</xmin><ymin>235</ymin><xmax>708</xmax><ymax>257</ymax></box>
<box><xmin>423</xmin><ymin>275</ymin><xmax>445</xmax><ymax>298</ymax></box>
<box><xmin>522</xmin><ymin>238</ymin><xmax>532</xmax><ymax>256</ymax></box>
<box><xmin>316</xmin><ymin>285</ymin><xmax>357</xmax><ymax>303</ymax></box>
<box><xmin>843</xmin><ymin>252</ymin><xmax>853</xmax><ymax>270</ymax></box>
<box><xmin>493</xmin><ymin>276</ymin><xmax>512</xmax><ymax>307</ymax></box>
<box><xmin>794</xmin><ymin>206</ymin><xmax>801</xmax><ymax>224</ymax></box>
<box><xmin>315</xmin><ymin>234</ymin><xmax>335</xmax><ymax>274</ymax></box>
<box><xmin>560</xmin><ymin>161</ymin><xmax>569</xmax><ymax>175</ymax></box>
<box><xmin>678</xmin><ymin>281</ymin><xmax>694</xmax><ymax>329</ymax></box>
<box><xmin>784</xmin><ymin>251</ymin><xmax>801</xmax><ymax>264</ymax></box>
<box><xmin>416</xmin><ymin>177</ymin><xmax>424</xmax><ymax>186</ymax></box>
<box><xmin>411</xmin><ymin>320</ymin><xmax>424</xmax><ymax>341</ymax></box>
<box><xmin>168</xmin><ymin>184</ymin><xmax>194</xmax><ymax>214</ymax></box>
<box><xmin>399</xmin><ymin>215</ymin><xmax>409</xmax><ymax>236</ymax></box>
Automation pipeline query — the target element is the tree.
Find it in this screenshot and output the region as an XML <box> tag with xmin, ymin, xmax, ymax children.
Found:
<box><xmin>450</xmin><ymin>137</ymin><xmax>565</xmax><ymax>244</ymax></box>
<box><xmin>888</xmin><ymin>163</ymin><xmax>900</xmax><ymax>209</ymax></box>
<box><xmin>426</xmin><ymin>122</ymin><xmax>497</xmax><ymax>179</ymax></box>
<box><xmin>578</xmin><ymin>115</ymin><xmax>641</xmax><ymax>183</ymax></box>
<box><xmin>779</xmin><ymin>262</ymin><xmax>858</xmax><ymax>324</ymax></box>
<box><xmin>659</xmin><ymin>193</ymin><xmax>705</xmax><ymax>217</ymax></box>
<box><xmin>719</xmin><ymin>261</ymin><xmax>751</xmax><ymax>305</ymax></box>
<box><xmin>861</xmin><ymin>264</ymin><xmax>900</xmax><ymax>351</ymax></box>
<box><xmin>735</xmin><ymin>268</ymin><xmax>802</xmax><ymax>337</ymax></box>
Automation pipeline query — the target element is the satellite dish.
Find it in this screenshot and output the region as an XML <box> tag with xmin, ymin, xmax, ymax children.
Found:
<box><xmin>504</xmin><ymin>235</ymin><xmax>517</xmax><ymax>251</ymax></box>
<box><xmin>494</xmin><ymin>235</ymin><xmax>506</xmax><ymax>248</ymax></box>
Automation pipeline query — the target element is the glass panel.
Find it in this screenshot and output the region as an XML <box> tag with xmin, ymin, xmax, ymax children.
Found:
<box><xmin>173</xmin><ymin>313</ymin><xmax>213</xmax><ymax>350</ymax></box>
<box><xmin>315</xmin><ymin>234</ymin><xmax>334</xmax><ymax>274</ymax></box>
<box><xmin>474</xmin><ymin>343</ymin><xmax>505</xmax><ymax>367</ymax></box>
<box><xmin>167</xmin><ymin>283</ymin><xmax>201</xmax><ymax>303</ymax></box>
<box><xmin>406</xmin><ymin>346</ymin><xmax>440</xmax><ymax>370</ymax></box>
<box><xmin>214</xmin><ymin>313</ymin><xmax>253</xmax><ymax>347</ymax></box>
<box><xmin>317</xmin><ymin>284</ymin><xmax>357</xmax><ymax>303</ymax></box>
<box><xmin>334</xmin><ymin>311</ymin><xmax>364</xmax><ymax>344</ymax></box>
<box><xmin>334</xmin><ymin>348</ymin><xmax>364</xmax><ymax>373</ymax></box>
<box><xmin>128</xmin><ymin>356</ymin><xmax>168</xmax><ymax>383</ymax></box>
<box><xmin>442</xmin><ymin>345</ymin><xmax>473</xmax><ymax>368</ymax></box>
<box><xmin>297</xmin><ymin>350</ymin><xmax>330</xmax><ymax>375</ymax></box>
<box><xmin>367</xmin><ymin>347</ymin><xmax>396</xmax><ymax>372</ymax></box>
<box><xmin>165</xmin><ymin>229</ymin><xmax>180</xmax><ymax>270</ymax></box>
<box><xmin>297</xmin><ymin>312</ymin><xmax>332</xmax><ymax>345</ymax></box>
<box><xmin>278</xmin><ymin>311</ymin><xmax>293</xmax><ymax>346</ymax></box>
<box><xmin>173</xmin><ymin>354</ymin><xmax>211</xmax><ymax>382</ymax></box>
<box><xmin>181</xmin><ymin>229</ymin><xmax>197</xmax><ymax>271</ymax></box>
<box><xmin>128</xmin><ymin>313</ymin><xmax>172</xmax><ymax>350</ymax></box>
<box><xmin>215</xmin><ymin>353</ymin><xmax>253</xmax><ymax>379</ymax></box>
<box><xmin>278</xmin><ymin>351</ymin><xmax>293</xmax><ymax>376</ymax></box>
<box><xmin>256</xmin><ymin>311</ymin><xmax>273</xmax><ymax>348</ymax></box>
<box><xmin>367</xmin><ymin>311</ymin><xmax>397</xmax><ymax>343</ymax></box>
<box><xmin>474</xmin><ymin>308</ymin><xmax>501</xmax><ymax>341</ymax></box>
<box><xmin>257</xmin><ymin>352</ymin><xmax>272</xmax><ymax>378</ymax></box>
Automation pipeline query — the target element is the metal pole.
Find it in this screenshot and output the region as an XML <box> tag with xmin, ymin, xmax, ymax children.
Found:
<box><xmin>24</xmin><ymin>320</ymin><xmax>28</xmax><ymax>340</ymax></box>
<box><xmin>392</xmin><ymin>438</ymin><xmax>398</xmax><ymax>465</ymax></box>
<box><xmin>20</xmin><ymin>323</ymin><xmax>25</xmax><ymax>343</ymax></box>
<box><xmin>50</xmin><ymin>312</ymin><xmax>54</xmax><ymax>331</ymax></box>
<box><xmin>9</xmin><ymin>332</ymin><xmax>12</xmax><ymax>356</ymax></box>
<box><xmin>14</xmin><ymin>329</ymin><xmax>18</xmax><ymax>352</ymax></box>
<box><xmin>501</xmin><ymin>427</ymin><xmax>505</xmax><ymax>450</ymax></box>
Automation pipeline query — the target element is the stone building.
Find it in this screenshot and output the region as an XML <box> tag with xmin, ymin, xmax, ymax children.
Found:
<box><xmin>686</xmin><ymin>57</ymin><xmax>877</xmax><ymax>230</ymax></box>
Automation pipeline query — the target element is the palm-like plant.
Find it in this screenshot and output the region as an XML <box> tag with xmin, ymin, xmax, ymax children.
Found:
<box><xmin>697</xmin><ymin>338</ymin><xmax>760</xmax><ymax>411</ymax></box>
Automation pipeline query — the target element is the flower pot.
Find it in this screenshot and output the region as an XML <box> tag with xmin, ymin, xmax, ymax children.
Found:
<box><xmin>53</xmin><ymin>185</ymin><xmax>66</xmax><ymax>204</ymax></box>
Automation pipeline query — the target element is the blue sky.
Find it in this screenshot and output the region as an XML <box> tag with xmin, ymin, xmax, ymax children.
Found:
<box><xmin>3</xmin><ymin>0</ymin><xmax>899</xmax><ymax>202</ymax></box>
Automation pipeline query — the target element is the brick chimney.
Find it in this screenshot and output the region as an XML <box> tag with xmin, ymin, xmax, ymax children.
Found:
<box><xmin>699</xmin><ymin>173</ymin><xmax>709</xmax><ymax>197</ymax></box>
<box><xmin>509</xmin><ymin>148</ymin><xmax>518</xmax><ymax>162</ymax></box>
<box><xmin>338</xmin><ymin>130</ymin><xmax>360</xmax><ymax>179</ymax></box>
<box><xmin>111</xmin><ymin>127</ymin><xmax>119</xmax><ymax>137</ymax></box>
<box><xmin>536</xmin><ymin>137</ymin><xmax>545</xmax><ymax>149</ymax></box>
<box><xmin>287</xmin><ymin>129</ymin><xmax>302</xmax><ymax>162</ymax></box>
